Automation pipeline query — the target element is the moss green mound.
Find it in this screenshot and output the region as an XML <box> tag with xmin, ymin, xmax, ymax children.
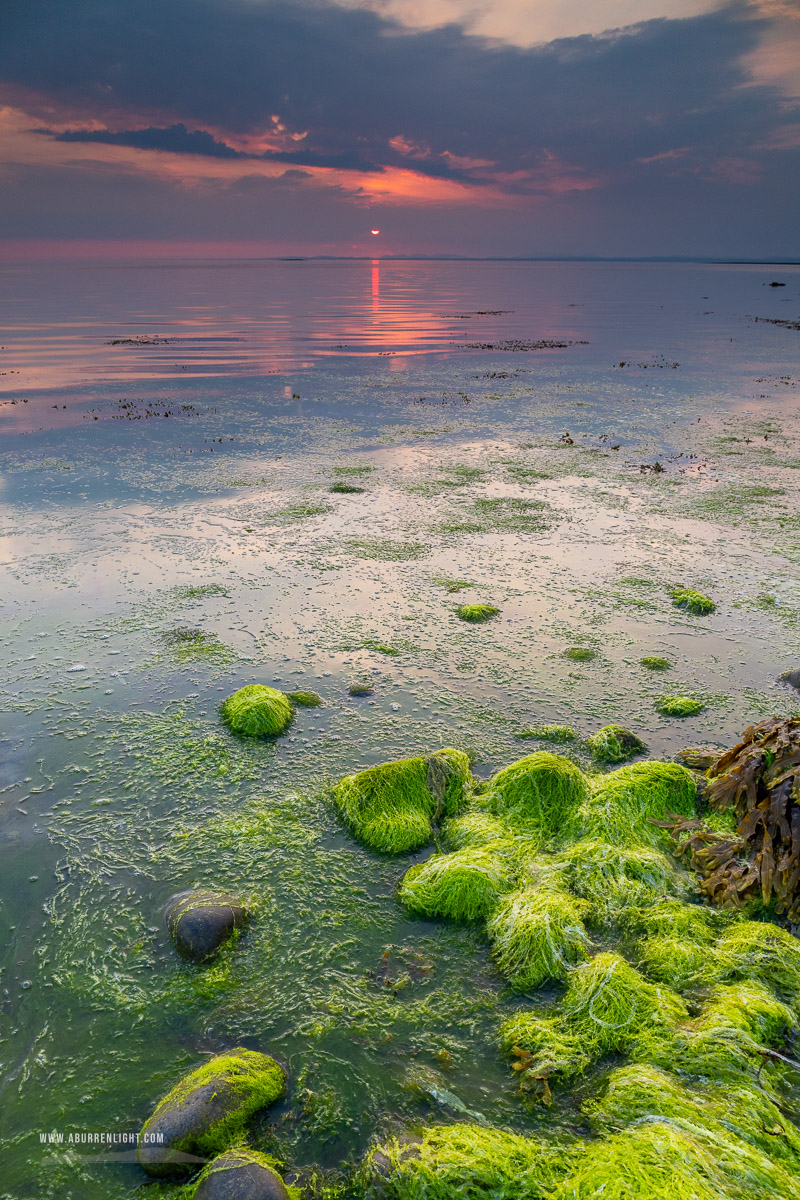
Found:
<box><xmin>137</xmin><ymin>1050</ymin><xmax>286</xmax><ymax>1179</ymax></box>
<box><xmin>286</xmin><ymin>690</ymin><xmax>323</xmax><ymax>707</ymax></box>
<box><xmin>556</xmin><ymin>1116</ymin><xmax>798</xmax><ymax>1200</ymax></box>
<box><xmin>558</xmin><ymin>842</ymin><xmax>686</xmax><ymax>926</ymax></box>
<box><xmin>499</xmin><ymin>1013</ymin><xmax>591</xmax><ymax>1086</ymax></box>
<box><xmin>220</xmin><ymin>685</ymin><xmax>293</xmax><ymax>738</ymax></box>
<box><xmin>564</xmin><ymin>646</ymin><xmax>596</xmax><ymax>662</ymax></box>
<box><xmin>488</xmin><ymin>888</ymin><xmax>591</xmax><ymax>990</ymax></box>
<box><xmin>670</xmin><ymin>587</ymin><xmax>716</xmax><ymax>616</ymax></box>
<box><xmin>445</xmin><ymin>811</ymin><xmax>511</xmax><ymax>849</ymax></box>
<box><xmin>363</xmin><ymin>1123</ymin><xmax>576</xmax><ymax>1200</ymax></box>
<box><xmin>330</xmin><ymin>482</ymin><xmax>365</xmax><ymax>493</ymax></box>
<box><xmin>636</xmin><ymin>903</ymin><xmax>724</xmax><ymax>990</ymax></box>
<box><xmin>636</xmin><ymin>979</ymin><xmax>795</xmax><ymax>1082</ymax></box>
<box><xmin>488</xmin><ymin>753</ymin><xmax>589</xmax><ymax>838</ymax></box>
<box><xmin>641</xmin><ymin>655</ymin><xmax>670</xmax><ymax>670</ymax></box>
<box><xmin>399</xmin><ymin>847</ymin><xmax>514</xmax><ymax>922</ymax></box>
<box><xmin>716</xmin><ymin>921</ymin><xmax>800</xmax><ymax>1011</ymax></box>
<box><xmin>657</xmin><ymin>695</ymin><xmax>705</xmax><ymax>717</ymax></box>
<box><xmin>587</xmin><ymin>725</ymin><xmax>646</xmax><ymax>764</ymax></box>
<box><xmin>456</xmin><ymin>603</ymin><xmax>500</xmax><ymax>623</ymax></box>
<box><xmin>579</xmin><ymin>761</ymin><xmax>697</xmax><ymax>847</ymax></box>
<box><xmin>332</xmin><ymin>749</ymin><xmax>471</xmax><ymax>854</ymax></box>
<box><xmin>561</xmin><ymin>953</ymin><xmax>687</xmax><ymax>1057</ymax></box>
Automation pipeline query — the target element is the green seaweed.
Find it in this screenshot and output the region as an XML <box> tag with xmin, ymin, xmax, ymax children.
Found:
<box><xmin>287</xmin><ymin>690</ymin><xmax>323</xmax><ymax>707</ymax></box>
<box><xmin>433</xmin><ymin>577</ymin><xmax>474</xmax><ymax>593</ymax></box>
<box><xmin>456</xmin><ymin>603</ymin><xmax>500</xmax><ymax>623</ymax></box>
<box><xmin>399</xmin><ymin>847</ymin><xmax>515</xmax><ymax>923</ymax></box>
<box><xmin>220</xmin><ymin>685</ymin><xmax>293</xmax><ymax>737</ymax></box>
<box><xmin>586</xmin><ymin>725</ymin><xmax>646</xmax><ymax>764</ymax></box>
<box><xmin>641</xmin><ymin>655</ymin><xmax>670</xmax><ymax>670</ymax></box>
<box><xmin>577</xmin><ymin>761</ymin><xmax>697</xmax><ymax>847</ymax></box>
<box><xmin>516</xmin><ymin>724</ymin><xmax>577</xmax><ymax>743</ymax></box>
<box><xmin>189</xmin><ymin>1147</ymin><xmax>299</xmax><ymax>1199</ymax></box>
<box><xmin>657</xmin><ymin>695</ymin><xmax>705</xmax><ymax>717</ymax></box>
<box><xmin>444</xmin><ymin>811</ymin><xmax>511</xmax><ymax>850</ymax></box>
<box><xmin>487</xmin><ymin>753</ymin><xmax>589</xmax><ymax>839</ymax></box>
<box><xmin>330</xmin><ymin>482</ymin><xmax>366</xmax><ymax>494</ymax></box>
<box><xmin>563</xmin><ymin>647</ymin><xmax>597</xmax><ymax>662</ymax></box>
<box><xmin>362</xmin><ymin>1123</ymin><xmax>577</xmax><ymax>1200</ymax></box>
<box><xmin>332</xmin><ymin>749</ymin><xmax>471</xmax><ymax>854</ymax></box>
<box><xmin>499</xmin><ymin>1013</ymin><xmax>591</xmax><ymax>1087</ymax></box>
<box><xmin>557</xmin><ymin>841</ymin><xmax>687</xmax><ymax>927</ymax></box>
<box><xmin>716</xmin><ymin>920</ymin><xmax>800</xmax><ymax>1011</ymax></box>
<box><xmin>487</xmin><ymin>888</ymin><xmax>592</xmax><ymax>990</ymax></box>
<box><xmin>561</xmin><ymin>952</ymin><xmax>687</xmax><ymax>1057</ymax></box>
<box><xmin>670</xmin><ymin>588</ymin><xmax>716</xmax><ymax>616</ymax></box>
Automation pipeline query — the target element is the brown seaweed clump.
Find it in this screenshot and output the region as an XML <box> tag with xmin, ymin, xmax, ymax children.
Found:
<box><xmin>663</xmin><ymin>716</ymin><xmax>800</xmax><ymax>919</ymax></box>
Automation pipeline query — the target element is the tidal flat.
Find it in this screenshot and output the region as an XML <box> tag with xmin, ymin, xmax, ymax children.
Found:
<box><xmin>1</xmin><ymin>258</ymin><xmax>799</xmax><ymax>1197</ymax></box>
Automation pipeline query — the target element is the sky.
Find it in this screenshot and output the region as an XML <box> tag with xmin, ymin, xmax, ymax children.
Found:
<box><xmin>1</xmin><ymin>0</ymin><xmax>798</xmax><ymax>259</ymax></box>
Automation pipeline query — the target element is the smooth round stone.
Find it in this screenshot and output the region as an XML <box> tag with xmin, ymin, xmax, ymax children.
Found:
<box><xmin>166</xmin><ymin>891</ymin><xmax>249</xmax><ymax>963</ymax></box>
<box><xmin>193</xmin><ymin>1149</ymin><xmax>291</xmax><ymax>1199</ymax></box>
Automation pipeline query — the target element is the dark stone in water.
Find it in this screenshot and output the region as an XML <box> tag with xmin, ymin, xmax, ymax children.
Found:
<box><xmin>166</xmin><ymin>891</ymin><xmax>249</xmax><ymax>962</ymax></box>
<box><xmin>780</xmin><ymin>669</ymin><xmax>800</xmax><ymax>691</ymax></box>
<box><xmin>194</xmin><ymin>1149</ymin><xmax>290</xmax><ymax>1199</ymax></box>
<box><xmin>137</xmin><ymin>1049</ymin><xmax>286</xmax><ymax>1179</ymax></box>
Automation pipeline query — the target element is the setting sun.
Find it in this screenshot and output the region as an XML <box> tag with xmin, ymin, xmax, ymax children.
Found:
<box><xmin>370</xmin><ymin>229</ymin><xmax>380</xmax><ymax>235</ymax></box>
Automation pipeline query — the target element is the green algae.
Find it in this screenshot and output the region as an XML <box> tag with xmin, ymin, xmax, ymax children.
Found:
<box><xmin>220</xmin><ymin>684</ymin><xmax>293</xmax><ymax>737</ymax></box>
<box><xmin>399</xmin><ymin>847</ymin><xmax>515</xmax><ymax>923</ymax></box>
<box><xmin>586</xmin><ymin>725</ymin><xmax>646</xmax><ymax>764</ymax></box>
<box><xmin>456</xmin><ymin>603</ymin><xmax>500</xmax><ymax>623</ymax></box>
<box><xmin>433</xmin><ymin>576</ymin><xmax>474</xmax><ymax>593</ymax></box>
<box><xmin>499</xmin><ymin>1014</ymin><xmax>591</xmax><ymax>1085</ymax></box>
<box><xmin>716</xmin><ymin>920</ymin><xmax>800</xmax><ymax>1011</ymax></box>
<box><xmin>578</xmin><ymin>761</ymin><xmax>697</xmax><ymax>848</ymax></box>
<box><xmin>362</xmin><ymin>1123</ymin><xmax>577</xmax><ymax>1200</ymax></box>
<box><xmin>138</xmin><ymin>1049</ymin><xmax>286</xmax><ymax>1175</ymax></box>
<box><xmin>330</xmin><ymin>482</ymin><xmax>366</xmax><ymax>493</ymax></box>
<box><xmin>332</xmin><ymin>749</ymin><xmax>471</xmax><ymax>854</ymax></box>
<box><xmin>560</xmin><ymin>952</ymin><xmax>687</xmax><ymax>1057</ymax></box>
<box><xmin>556</xmin><ymin>841</ymin><xmax>687</xmax><ymax>927</ymax></box>
<box><xmin>640</xmin><ymin>655</ymin><xmax>670</xmax><ymax>670</ymax></box>
<box><xmin>516</xmin><ymin>724</ymin><xmax>577</xmax><ymax>743</ymax></box>
<box><xmin>345</xmin><ymin>538</ymin><xmax>428</xmax><ymax>561</ymax></box>
<box><xmin>487</xmin><ymin>888</ymin><xmax>592</xmax><ymax>990</ymax></box>
<box><xmin>670</xmin><ymin>587</ymin><xmax>716</xmax><ymax>616</ymax></box>
<box><xmin>657</xmin><ymin>695</ymin><xmax>705</xmax><ymax>716</ymax></box>
<box><xmin>161</xmin><ymin>627</ymin><xmax>239</xmax><ymax>665</ymax></box>
<box><xmin>287</xmin><ymin>690</ymin><xmax>323</xmax><ymax>707</ymax></box>
<box><xmin>563</xmin><ymin>647</ymin><xmax>597</xmax><ymax>662</ymax></box>
<box><xmin>348</xmin><ymin>681</ymin><xmax>375</xmax><ymax>696</ymax></box>
<box><xmin>487</xmin><ymin>753</ymin><xmax>588</xmax><ymax>838</ymax></box>
<box><xmin>444</xmin><ymin>811</ymin><xmax>511</xmax><ymax>850</ymax></box>
<box><xmin>171</xmin><ymin>583</ymin><xmax>230</xmax><ymax>600</ymax></box>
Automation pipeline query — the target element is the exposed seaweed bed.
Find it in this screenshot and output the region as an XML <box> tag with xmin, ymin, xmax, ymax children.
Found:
<box><xmin>1</xmin><ymin>259</ymin><xmax>800</xmax><ymax>1198</ymax></box>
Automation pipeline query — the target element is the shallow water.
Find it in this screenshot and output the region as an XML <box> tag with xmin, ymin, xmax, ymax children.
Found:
<box><xmin>0</xmin><ymin>257</ymin><xmax>799</xmax><ymax>1197</ymax></box>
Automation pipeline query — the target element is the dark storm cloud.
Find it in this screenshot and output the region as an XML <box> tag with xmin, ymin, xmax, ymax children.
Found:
<box><xmin>2</xmin><ymin>0</ymin><xmax>796</xmax><ymax>190</ymax></box>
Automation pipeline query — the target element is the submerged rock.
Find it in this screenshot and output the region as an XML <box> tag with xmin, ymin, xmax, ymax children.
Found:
<box><xmin>780</xmin><ymin>668</ymin><xmax>800</xmax><ymax>690</ymax></box>
<box><xmin>193</xmin><ymin>1148</ymin><xmax>290</xmax><ymax>1199</ymax></box>
<box><xmin>166</xmin><ymin>892</ymin><xmax>249</xmax><ymax>963</ymax></box>
<box><xmin>137</xmin><ymin>1049</ymin><xmax>286</xmax><ymax>1179</ymax></box>
<box><xmin>220</xmin><ymin>685</ymin><xmax>293</xmax><ymax>737</ymax></box>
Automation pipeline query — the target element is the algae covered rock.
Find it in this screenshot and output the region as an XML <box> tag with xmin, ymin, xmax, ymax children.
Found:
<box><xmin>579</xmin><ymin>761</ymin><xmax>697</xmax><ymax>847</ymax></box>
<box><xmin>166</xmin><ymin>892</ymin><xmax>249</xmax><ymax>963</ymax></box>
<box><xmin>332</xmin><ymin>748</ymin><xmax>471</xmax><ymax>854</ymax></box>
<box><xmin>456</xmin><ymin>603</ymin><xmax>500</xmax><ymax>623</ymax></box>
<box><xmin>561</xmin><ymin>952</ymin><xmax>687</xmax><ymax>1056</ymax></box>
<box><xmin>587</xmin><ymin>725</ymin><xmax>646</xmax><ymax>765</ymax></box>
<box><xmin>138</xmin><ymin>1050</ymin><xmax>286</xmax><ymax>1179</ymax></box>
<box><xmin>656</xmin><ymin>695</ymin><xmax>705</xmax><ymax>717</ymax></box>
<box><xmin>557</xmin><ymin>840</ymin><xmax>686</xmax><ymax>925</ymax></box>
<box><xmin>220</xmin><ymin>685</ymin><xmax>293</xmax><ymax>737</ymax></box>
<box><xmin>488</xmin><ymin>888</ymin><xmax>591</xmax><ymax>990</ymax></box>
<box><xmin>487</xmin><ymin>752</ymin><xmax>588</xmax><ymax>838</ymax></box>
<box><xmin>193</xmin><ymin>1148</ymin><xmax>291</xmax><ymax>1199</ymax></box>
<box><xmin>670</xmin><ymin>587</ymin><xmax>716</xmax><ymax>615</ymax></box>
<box><xmin>444</xmin><ymin>811</ymin><xmax>510</xmax><ymax>850</ymax></box>
<box><xmin>399</xmin><ymin>847</ymin><xmax>514</xmax><ymax>922</ymax></box>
